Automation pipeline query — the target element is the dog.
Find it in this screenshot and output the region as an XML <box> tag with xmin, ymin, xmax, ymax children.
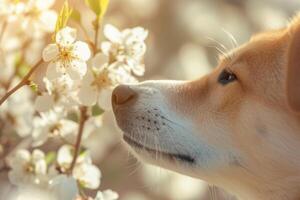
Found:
<box><xmin>111</xmin><ymin>13</ymin><xmax>300</xmax><ymax>200</ymax></box>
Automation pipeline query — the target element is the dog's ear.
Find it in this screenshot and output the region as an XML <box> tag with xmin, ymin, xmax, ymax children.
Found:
<box><xmin>287</xmin><ymin>22</ymin><xmax>300</xmax><ymax>112</ymax></box>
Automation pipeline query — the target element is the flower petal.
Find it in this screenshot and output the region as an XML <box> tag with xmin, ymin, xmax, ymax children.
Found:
<box><xmin>131</xmin><ymin>27</ymin><xmax>148</xmax><ymax>41</ymax></box>
<box><xmin>81</xmin><ymin>69</ymin><xmax>94</xmax><ymax>85</ymax></box>
<box><xmin>46</xmin><ymin>62</ymin><xmax>63</xmax><ymax>80</ymax></box>
<box><xmin>131</xmin><ymin>63</ymin><xmax>145</xmax><ymax>76</ymax></box>
<box><xmin>59</xmin><ymin>119</ymin><xmax>78</xmax><ymax>144</ymax></box>
<box><xmin>102</xmin><ymin>189</ymin><xmax>119</xmax><ymax>200</ymax></box>
<box><xmin>90</xmin><ymin>53</ymin><xmax>108</xmax><ymax>69</ymax></box>
<box><xmin>100</xmin><ymin>41</ymin><xmax>112</xmax><ymax>56</ymax></box>
<box><xmin>49</xmin><ymin>175</ymin><xmax>78</xmax><ymax>200</ymax></box>
<box><xmin>39</xmin><ymin>10</ymin><xmax>57</xmax><ymax>32</ymax></box>
<box><xmin>14</xmin><ymin>149</ymin><xmax>31</xmax><ymax>165</ymax></box>
<box><xmin>73</xmin><ymin>41</ymin><xmax>91</xmax><ymax>61</ymax></box>
<box><xmin>95</xmin><ymin>191</ymin><xmax>104</xmax><ymax>200</ymax></box>
<box><xmin>8</xmin><ymin>171</ymin><xmax>21</xmax><ymax>186</ymax></box>
<box><xmin>57</xmin><ymin>145</ymin><xmax>73</xmax><ymax>168</ymax></box>
<box><xmin>103</xmin><ymin>24</ymin><xmax>122</xmax><ymax>43</ymax></box>
<box><xmin>66</xmin><ymin>60</ymin><xmax>87</xmax><ymax>80</ymax></box>
<box><xmin>32</xmin><ymin>150</ymin><xmax>47</xmax><ymax>175</ymax></box>
<box><xmin>78</xmin><ymin>84</ymin><xmax>98</xmax><ymax>106</ymax></box>
<box><xmin>35</xmin><ymin>0</ymin><xmax>55</xmax><ymax>10</ymax></box>
<box><xmin>73</xmin><ymin>163</ymin><xmax>101</xmax><ymax>189</ymax></box>
<box><xmin>97</xmin><ymin>88</ymin><xmax>113</xmax><ymax>110</ymax></box>
<box><xmin>56</xmin><ymin>27</ymin><xmax>76</xmax><ymax>46</ymax></box>
<box><xmin>32</xmin><ymin>127</ymin><xmax>48</xmax><ymax>147</ymax></box>
<box><xmin>42</xmin><ymin>44</ymin><xmax>59</xmax><ymax>62</ymax></box>
<box><xmin>34</xmin><ymin>94</ymin><xmax>54</xmax><ymax>112</ymax></box>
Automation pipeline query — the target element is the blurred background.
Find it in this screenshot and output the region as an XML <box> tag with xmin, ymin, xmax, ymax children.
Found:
<box><xmin>2</xmin><ymin>0</ymin><xmax>300</xmax><ymax>199</ymax></box>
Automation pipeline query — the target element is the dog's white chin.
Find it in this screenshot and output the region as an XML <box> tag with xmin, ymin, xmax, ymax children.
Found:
<box><xmin>113</xmin><ymin>81</ymin><xmax>242</xmax><ymax>180</ymax></box>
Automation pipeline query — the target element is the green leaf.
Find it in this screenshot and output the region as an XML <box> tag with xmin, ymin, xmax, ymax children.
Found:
<box><xmin>67</xmin><ymin>111</ymin><xmax>79</xmax><ymax>123</ymax></box>
<box><xmin>17</xmin><ymin>64</ymin><xmax>30</xmax><ymax>78</ymax></box>
<box><xmin>99</xmin><ymin>0</ymin><xmax>110</xmax><ymax>18</ymax></box>
<box><xmin>54</xmin><ymin>1</ymin><xmax>73</xmax><ymax>37</ymax></box>
<box><xmin>91</xmin><ymin>104</ymin><xmax>104</xmax><ymax>116</ymax></box>
<box><xmin>70</xmin><ymin>8</ymin><xmax>81</xmax><ymax>23</ymax></box>
<box><xmin>85</xmin><ymin>0</ymin><xmax>110</xmax><ymax>18</ymax></box>
<box><xmin>45</xmin><ymin>151</ymin><xmax>56</xmax><ymax>165</ymax></box>
<box><xmin>15</xmin><ymin>53</ymin><xmax>30</xmax><ymax>78</ymax></box>
<box><xmin>29</xmin><ymin>81</ymin><xmax>38</xmax><ymax>92</ymax></box>
<box><xmin>79</xmin><ymin>148</ymin><xmax>87</xmax><ymax>156</ymax></box>
<box><xmin>85</xmin><ymin>0</ymin><xmax>100</xmax><ymax>16</ymax></box>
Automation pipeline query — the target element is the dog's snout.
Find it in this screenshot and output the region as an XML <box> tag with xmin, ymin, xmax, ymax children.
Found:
<box><xmin>112</xmin><ymin>85</ymin><xmax>137</xmax><ymax>106</ymax></box>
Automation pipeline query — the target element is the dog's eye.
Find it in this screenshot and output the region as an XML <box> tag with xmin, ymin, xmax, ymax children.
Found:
<box><xmin>218</xmin><ymin>69</ymin><xmax>237</xmax><ymax>85</ymax></box>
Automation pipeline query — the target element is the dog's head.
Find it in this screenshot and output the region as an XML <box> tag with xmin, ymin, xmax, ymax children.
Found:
<box><xmin>112</xmin><ymin>14</ymin><xmax>300</xmax><ymax>199</ymax></box>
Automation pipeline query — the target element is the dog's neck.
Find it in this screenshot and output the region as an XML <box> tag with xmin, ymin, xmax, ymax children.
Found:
<box><xmin>237</xmin><ymin>176</ymin><xmax>300</xmax><ymax>200</ymax></box>
<box><xmin>221</xmin><ymin>160</ymin><xmax>300</xmax><ymax>200</ymax></box>
<box><xmin>234</xmin><ymin>114</ymin><xmax>300</xmax><ymax>200</ymax></box>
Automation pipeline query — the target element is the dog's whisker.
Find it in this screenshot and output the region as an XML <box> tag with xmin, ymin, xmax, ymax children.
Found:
<box><xmin>208</xmin><ymin>184</ymin><xmax>218</xmax><ymax>200</ymax></box>
<box><xmin>127</xmin><ymin>158</ymin><xmax>142</xmax><ymax>177</ymax></box>
<box><xmin>125</xmin><ymin>155</ymin><xmax>139</xmax><ymax>170</ymax></box>
<box><xmin>207</xmin><ymin>45</ymin><xmax>228</xmax><ymax>59</ymax></box>
<box><xmin>154</xmin><ymin>132</ymin><xmax>159</xmax><ymax>162</ymax></box>
<box><xmin>164</xmin><ymin>122</ymin><xmax>185</xmax><ymax>165</ymax></box>
<box><xmin>221</xmin><ymin>28</ymin><xmax>239</xmax><ymax>49</ymax></box>
<box><xmin>206</xmin><ymin>37</ymin><xmax>229</xmax><ymax>52</ymax></box>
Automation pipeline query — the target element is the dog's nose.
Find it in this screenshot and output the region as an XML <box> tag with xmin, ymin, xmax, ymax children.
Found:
<box><xmin>112</xmin><ymin>85</ymin><xmax>137</xmax><ymax>106</ymax></box>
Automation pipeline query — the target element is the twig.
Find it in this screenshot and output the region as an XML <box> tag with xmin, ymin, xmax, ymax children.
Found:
<box><xmin>0</xmin><ymin>20</ymin><xmax>7</xmax><ymax>44</ymax></box>
<box><xmin>68</xmin><ymin>106</ymin><xmax>88</xmax><ymax>173</ymax></box>
<box><xmin>93</xmin><ymin>17</ymin><xmax>100</xmax><ymax>54</ymax></box>
<box><xmin>77</xmin><ymin>180</ymin><xmax>88</xmax><ymax>199</ymax></box>
<box><xmin>79</xmin><ymin>23</ymin><xmax>94</xmax><ymax>46</ymax></box>
<box><xmin>0</xmin><ymin>59</ymin><xmax>43</xmax><ymax>106</ymax></box>
<box><xmin>1</xmin><ymin>39</ymin><xmax>32</xmax><ymax>90</ymax></box>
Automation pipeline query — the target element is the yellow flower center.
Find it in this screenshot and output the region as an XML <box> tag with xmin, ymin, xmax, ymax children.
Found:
<box><xmin>92</xmin><ymin>69</ymin><xmax>113</xmax><ymax>89</ymax></box>
<box><xmin>25</xmin><ymin>163</ymin><xmax>34</xmax><ymax>173</ymax></box>
<box><xmin>59</xmin><ymin>47</ymin><xmax>73</xmax><ymax>61</ymax></box>
<box><xmin>49</xmin><ymin>123</ymin><xmax>62</xmax><ymax>136</ymax></box>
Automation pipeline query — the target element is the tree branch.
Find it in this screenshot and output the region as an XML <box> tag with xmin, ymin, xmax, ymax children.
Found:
<box><xmin>93</xmin><ymin>17</ymin><xmax>100</xmax><ymax>54</ymax></box>
<box><xmin>0</xmin><ymin>59</ymin><xmax>43</xmax><ymax>106</ymax></box>
<box><xmin>68</xmin><ymin>106</ymin><xmax>89</xmax><ymax>173</ymax></box>
<box><xmin>0</xmin><ymin>21</ymin><xmax>7</xmax><ymax>44</ymax></box>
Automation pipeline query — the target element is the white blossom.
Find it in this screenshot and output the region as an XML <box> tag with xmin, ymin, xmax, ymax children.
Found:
<box><xmin>7</xmin><ymin>149</ymin><xmax>48</xmax><ymax>186</ymax></box>
<box><xmin>78</xmin><ymin>54</ymin><xmax>138</xmax><ymax>109</ymax></box>
<box><xmin>42</xmin><ymin>27</ymin><xmax>91</xmax><ymax>80</ymax></box>
<box><xmin>32</xmin><ymin>111</ymin><xmax>78</xmax><ymax>147</ymax></box>
<box><xmin>0</xmin><ymin>0</ymin><xmax>57</xmax><ymax>38</ymax></box>
<box><xmin>78</xmin><ymin>66</ymin><xmax>115</xmax><ymax>109</ymax></box>
<box><xmin>34</xmin><ymin>76</ymin><xmax>79</xmax><ymax>112</ymax></box>
<box><xmin>0</xmin><ymin>0</ymin><xmax>26</xmax><ymax>22</ymax></box>
<box><xmin>22</xmin><ymin>0</ymin><xmax>57</xmax><ymax>38</ymax></box>
<box><xmin>77</xmin><ymin>25</ymin><xmax>148</xmax><ymax>109</ymax></box>
<box><xmin>94</xmin><ymin>190</ymin><xmax>119</xmax><ymax>200</ymax></box>
<box><xmin>56</xmin><ymin>145</ymin><xmax>101</xmax><ymax>189</ymax></box>
<box><xmin>49</xmin><ymin>175</ymin><xmax>79</xmax><ymax>200</ymax></box>
<box><xmin>101</xmin><ymin>24</ymin><xmax>148</xmax><ymax>76</ymax></box>
<box><xmin>73</xmin><ymin>162</ymin><xmax>101</xmax><ymax>189</ymax></box>
<box><xmin>0</xmin><ymin>84</ymin><xmax>34</xmax><ymax>137</ymax></box>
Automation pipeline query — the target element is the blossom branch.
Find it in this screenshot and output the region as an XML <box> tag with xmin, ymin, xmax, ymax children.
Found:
<box><xmin>0</xmin><ymin>59</ymin><xmax>43</xmax><ymax>106</ymax></box>
<box><xmin>0</xmin><ymin>20</ymin><xmax>7</xmax><ymax>44</ymax></box>
<box><xmin>68</xmin><ymin>106</ymin><xmax>89</xmax><ymax>173</ymax></box>
<box><xmin>93</xmin><ymin>17</ymin><xmax>100</xmax><ymax>53</ymax></box>
<box><xmin>78</xmin><ymin>23</ymin><xmax>94</xmax><ymax>47</ymax></box>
